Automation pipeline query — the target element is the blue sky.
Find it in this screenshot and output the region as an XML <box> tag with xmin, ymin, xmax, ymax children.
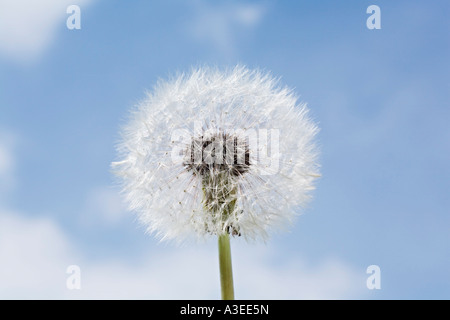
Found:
<box><xmin>0</xmin><ymin>0</ymin><xmax>449</xmax><ymax>299</ymax></box>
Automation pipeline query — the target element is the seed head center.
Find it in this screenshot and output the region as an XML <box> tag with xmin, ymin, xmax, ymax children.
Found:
<box><xmin>184</xmin><ymin>133</ymin><xmax>250</xmax><ymax>177</ymax></box>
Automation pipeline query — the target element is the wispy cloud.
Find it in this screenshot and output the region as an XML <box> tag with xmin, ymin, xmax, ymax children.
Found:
<box><xmin>0</xmin><ymin>0</ymin><xmax>93</xmax><ymax>63</ymax></box>
<box><xmin>234</xmin><ymin>248</ymin><xmax>366</xmax><ymax>299</ymax></box>
<box><xmin>0</xmin><ymin>207</ymin><xmax>365</xmax><ymax>299</ymax></box>
<box><xmin>0</xmin><ymin>210</ymin><xmax>73</xmax><ymax>299</ymax></box>
<box><xmin>79</xmin><ymin>186</ymin><xmax>127</xmax><ymax>227</ymax></box>
<box><xmin>188</xmin><ymin>1</ymin><xmax>268</xmax><ymax>57</ymax></box>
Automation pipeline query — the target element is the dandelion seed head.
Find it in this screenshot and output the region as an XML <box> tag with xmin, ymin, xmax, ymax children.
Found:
<box><xmin>112</xmin><ymin>65</ymin><xmax>320</xmax><ymax>242</ymax></box>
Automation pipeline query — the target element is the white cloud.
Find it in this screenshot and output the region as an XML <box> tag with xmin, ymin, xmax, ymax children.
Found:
<box><xmin>76</xmin><ymin>246</ymin><xmax>366</xmax><ymax>299</ymax></box>
<box><xmin>0</xmin><ymin>208</ymin><xmax>366</xmax><ymax>299</ymax></box>
<box><xmin>189</xmin><ymin>1</ymin><xmax>267</xmax><ymax>56</ymax></box>
<box><xmin>0</xmin><ymin>0</ymin><xmax>93</xmax><ymax>63</ymax></box>
<box><xmin>0</xmin><ymin>210</ymin><xmax>73</xmax><ymax>299</ymax></box>
<box><xmin>233</xmin><ymin>247</ymin><xmax>366</xmax><ymax>299</ymax></box>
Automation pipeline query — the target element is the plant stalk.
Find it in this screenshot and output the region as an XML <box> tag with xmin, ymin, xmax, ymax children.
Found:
<box><xmin>218</xmin><ymin>233</ymin><xmax>234</xmax><ymax>300</ymax></box>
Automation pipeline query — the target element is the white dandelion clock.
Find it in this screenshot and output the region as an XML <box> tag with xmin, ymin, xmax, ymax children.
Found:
<box><xmin>112</xmin><ymin>66</ymin><xmax>320</xmax><ymax>299</ymax></box>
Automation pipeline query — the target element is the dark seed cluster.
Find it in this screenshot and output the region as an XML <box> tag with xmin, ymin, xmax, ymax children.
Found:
<box><xmin>184</xmin><ymin>133</ymin><xmax>250</xmax><ymax>177</ymax></box>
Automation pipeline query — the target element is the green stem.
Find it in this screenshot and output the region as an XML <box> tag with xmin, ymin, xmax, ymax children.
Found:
<box><xmin>218</xmin><ymin>233</ymin><xmax>234</xmax><ymax>300</ymax></box>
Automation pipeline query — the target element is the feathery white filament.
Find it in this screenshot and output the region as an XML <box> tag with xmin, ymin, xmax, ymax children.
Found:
<box><xmin>112</xmin><ymin>66</ymin><xmax>319</xmax><ymax>242</ymax></box>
